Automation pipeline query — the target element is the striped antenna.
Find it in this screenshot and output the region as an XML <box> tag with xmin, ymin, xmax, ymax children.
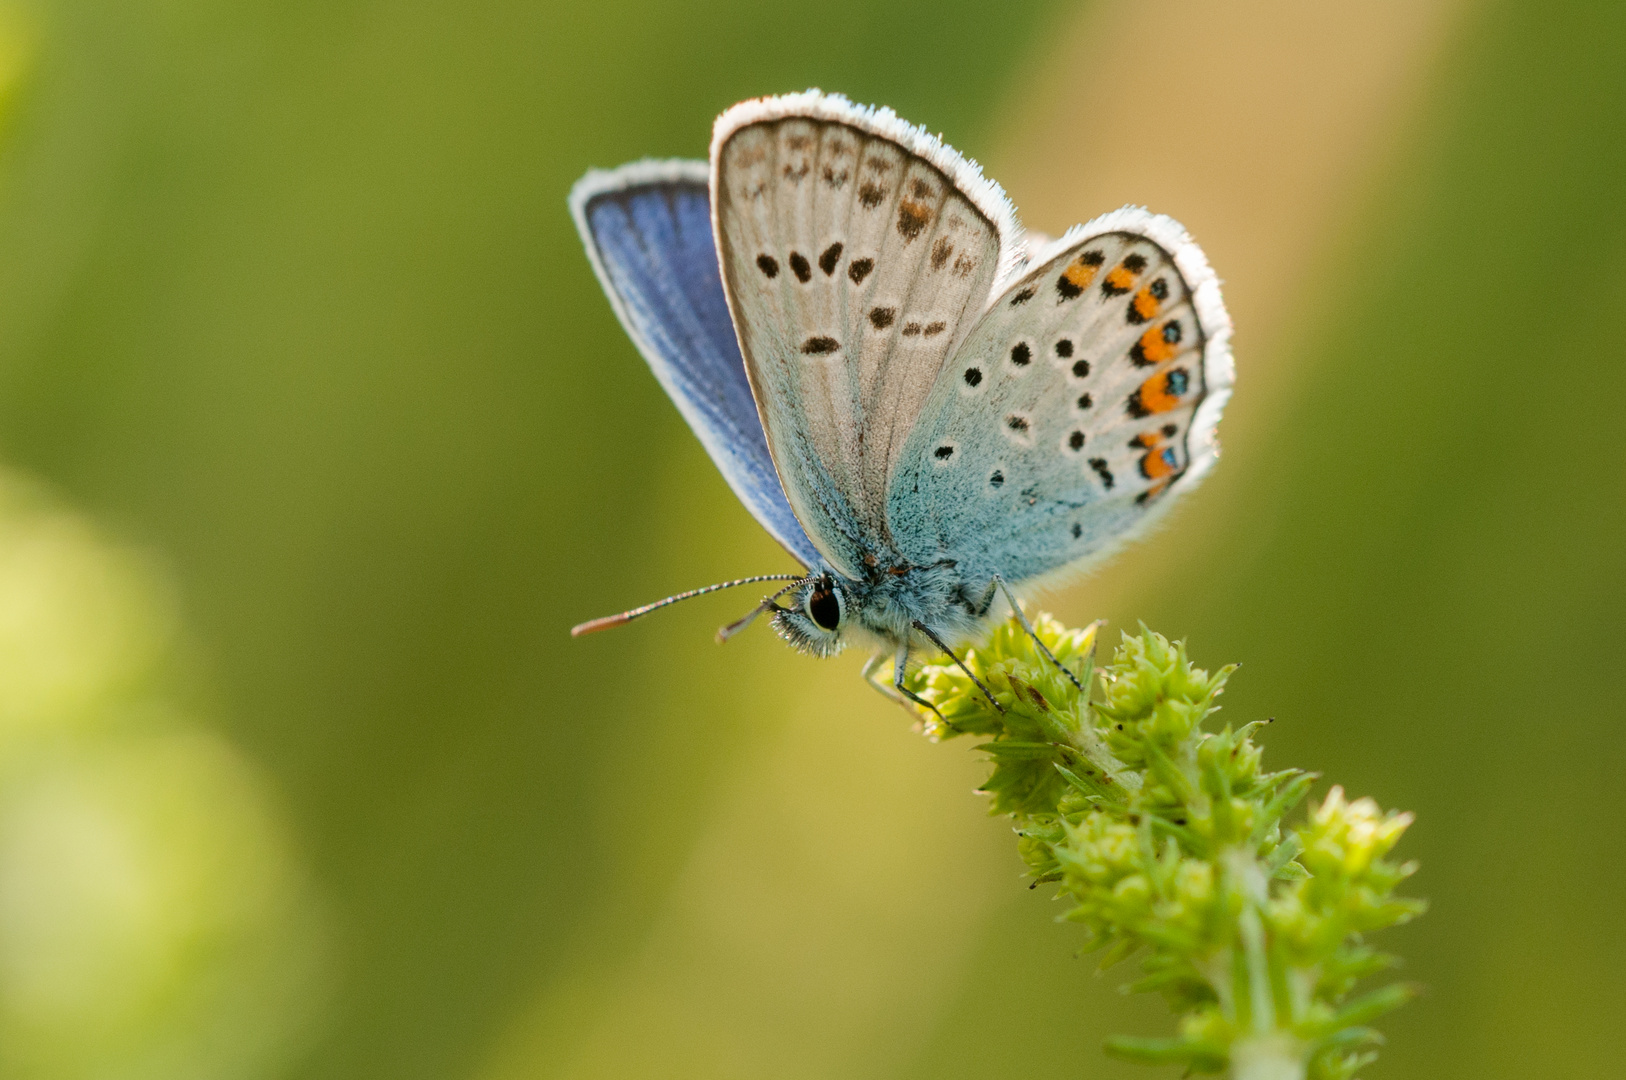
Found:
<box><xmin>570</xmin><ymin>574</ymin><xmax>806</xmax><ymax>637</ymax></box>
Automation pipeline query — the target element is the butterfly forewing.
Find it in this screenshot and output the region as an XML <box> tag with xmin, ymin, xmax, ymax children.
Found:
<box><xmin>889</xmin><ymin>219</ymin><xmax>1228</xmax><ymax>585</ymax></box>
<box><xmin>569</xmin><ymin>163</ymin><xmax>821</xmax><ymax>569</ymax></box>
<box><xmin>712</xmin><ymin>102</ymin><xmax>1006</xmax><ymax>578</ymax></box>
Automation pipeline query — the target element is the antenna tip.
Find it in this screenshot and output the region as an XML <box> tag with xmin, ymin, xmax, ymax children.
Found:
<box><xmin>570</xmin><ymin>613</ymin><xmax>630</xmax><ymax>637</ymax></box>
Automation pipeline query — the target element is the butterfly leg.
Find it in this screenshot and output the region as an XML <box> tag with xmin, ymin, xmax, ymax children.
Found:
<box><xmin>862</xmin><ymin>647</ymin><xmax>948</xmax><ymax>725</ymax></box>
<box><xmin>991</xmin><ymin>576</ymin><xmax>1085</xmax><ymax>692</ymax></box>
<box><xmin>911</xmin><ymin>621</ymin><xmax>1005</xmax><ymax>713</ymax></box>
<box><xmin>715</xmin><ymin>578</ymin><xmax>807</xmax><ymax>643</ymax></box>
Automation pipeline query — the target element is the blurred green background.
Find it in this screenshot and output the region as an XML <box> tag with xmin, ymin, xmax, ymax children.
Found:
<box><xmin>0</xmin><ymin>0</ymin><xmax>1620</xmax><ymax>1078</ymax></box>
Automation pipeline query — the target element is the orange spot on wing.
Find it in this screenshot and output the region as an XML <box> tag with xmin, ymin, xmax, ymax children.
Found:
<box><xmin>1130</xmin><ymin>286</ymin><xmax>1161</xmax><ymax>322</ymax></box>
<box><xmin>1129</xmin><ymin>367</ymin><xmax>1190</xmax><ymax>416</ymax></box>
<box><xmin>1131</xmin><ymin>426</ymin><xmax>1181</xmax><ymax>495</ymax></box>
<box><xmin>1062</xmin><ymin>258</ymin><xmax>1097</xmax><ymax>292</ymax></box>
<box><xmin>1140</xmin><ymin>445</ymin><xmax>1178</xmax><ymax>480</ymax></box>
<box><xmin>1132</xmin><ymin>325</ymin><xmax>1179</xmax><ymax>366</ymax></box>
<box><xmin>1103</xmin><ymin>266</ymin><xmax>1137</xmax><ymax>294</ymax></box>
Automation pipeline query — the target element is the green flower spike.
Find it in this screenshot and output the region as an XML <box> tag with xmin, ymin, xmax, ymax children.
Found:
<box><xmin>901</xmin><ymin>615</ymin><xmax>1425</xmax><ymax>1080</ymax></box>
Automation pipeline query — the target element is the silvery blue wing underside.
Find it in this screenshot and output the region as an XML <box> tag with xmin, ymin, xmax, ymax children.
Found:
<box><xmin>569</xmin><ymin>161</ymin><xmax>821</xmax><ymax>569</ymax></box>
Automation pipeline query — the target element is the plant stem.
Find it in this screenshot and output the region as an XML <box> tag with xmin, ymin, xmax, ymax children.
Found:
<box><xmin>1231</xmin><ymin>1035</ymin><xmax>1306</xmax><ymax>1080</ymax></box>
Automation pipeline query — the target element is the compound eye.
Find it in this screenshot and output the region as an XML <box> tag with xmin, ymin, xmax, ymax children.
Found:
<box><xmin>806</xmin><ymin>581</ymin><xmax>841</xmax><ymax>632</ymax></box>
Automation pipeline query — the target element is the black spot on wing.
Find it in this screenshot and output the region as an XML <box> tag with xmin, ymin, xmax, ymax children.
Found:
<box><xmin>819</xmin><ymin>243</ymin><xmax>844</xmax><ymax>276</ymax></box>
<box><xmin>897</xmin><ymin>201</ymin><xmax>932</xmax><ymax>241</ymax></box>
<box><xmin>801</xmin><ymin>336</ymin><xmax>839</xmax><ymax>355</ymax></box>
<box><xmin>789</xmin><ymin>252</ymin><xmax>811</xmax><ymax>283</ymax></box>
<box><xmin>869</xmin><ymin>307</ymin><xmax>895</xmax><ymax>329</ymax></box>
<box><xmin>1089</xmin><ymin>458</ymin><xmax>1115</xmax><ymax>489</ymax></box>
<box><xmin>848</xmin><ymin>258</ymin><xmax>874</xmax><ymax>285</ymax></box>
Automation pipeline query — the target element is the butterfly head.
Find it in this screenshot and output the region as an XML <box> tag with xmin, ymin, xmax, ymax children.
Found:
<box><xmin>771</xmin><ymin>573</ymin><xmax>849</xmax><ymax>657</ymax></box>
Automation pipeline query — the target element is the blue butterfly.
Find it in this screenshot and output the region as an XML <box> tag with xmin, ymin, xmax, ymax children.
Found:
<box><xmin>570</xmin><ymin>91</ymin><xmax>1233</xmax><ymax>717</ymax></box>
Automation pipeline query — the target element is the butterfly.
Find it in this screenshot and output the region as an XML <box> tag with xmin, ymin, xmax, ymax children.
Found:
<box><xmin>569</xmin><ymin>91</ymin><xmax>1232</xmax><ymax>717</ymax></box>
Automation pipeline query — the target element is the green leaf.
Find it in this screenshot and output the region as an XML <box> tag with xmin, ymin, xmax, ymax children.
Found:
<box><xmin>977</xmin><ymin>740</ymin><xmax>1060</xmax><ymax>760</ymax></box>
<box><xmin>1265</xmin><ymin>833</ymin><xmax>1308</xmax><ymax>880</ymax></box>
<box><xmin>1272</xmin><ymin>860</ymin><xmax>1311</xmax><ymax>881</ymax></box>
<box><xmin>1104</xmin><ymin>1036</ymin><xmax>1227</xmax><ymax>1072</ymax></box>
<box><xmin>1252</xmin><ymin>771</ymin><xmax>1318</xmax><ymax>844</ymax></box>
<box><xmin>1320</xmin><ymin>983</ymin><xmax>1419</xmax><ymax>1034</ymax></box>
<box><xmin>1310</xmin><ymin>1025</ymin><xmax>1385</xmax><ymax>1052</ymax></box>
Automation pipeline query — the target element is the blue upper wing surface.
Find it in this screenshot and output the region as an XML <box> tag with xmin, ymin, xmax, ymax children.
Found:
<box><xmin>570</xmin><ymin>161</ymin><xmax>820</xmax><ymax>568</ymax></box>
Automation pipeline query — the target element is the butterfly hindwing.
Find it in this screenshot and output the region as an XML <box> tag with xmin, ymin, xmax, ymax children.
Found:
<box><xmin>710</xmin><ymin>93</ymin><xmax>1017</xmax><ymax>579</ymax></box>
<box><xmin>889</xmin><ymin>209</ymin><xmax>1234</xmax><ymax>585</ymax></box>
<box><xmin>569</xmin><ymin>161</ymin><xmax>821</xmax><ymax>568</ymax></box>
